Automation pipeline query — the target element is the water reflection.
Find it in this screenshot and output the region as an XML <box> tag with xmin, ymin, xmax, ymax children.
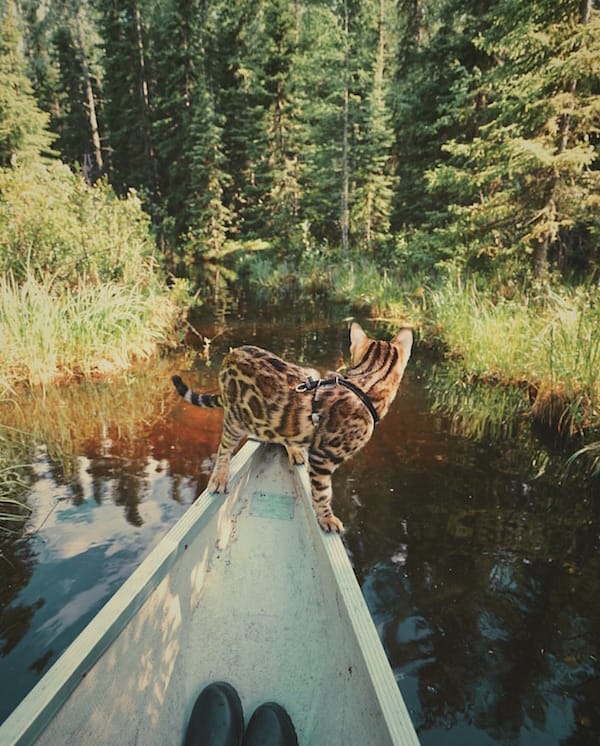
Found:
<box><xmin>341</xmin><ymin>358</ymin><xmax>600</xmax><ymax>746</ymax></box>
<box><xmin>0</xmin><ymin>305</ymin><xmax>598</xmax><ymax>745</ymax></box>
<box><xmin>0</xmin><ymin>359</ymin><xmax>223</xmax><ymax>724</ymax></box>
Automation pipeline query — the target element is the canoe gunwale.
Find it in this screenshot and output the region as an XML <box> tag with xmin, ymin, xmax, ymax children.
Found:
<box><xmin>291</xmin><ymin>465</ymin><xmax>419</xmax><ymax>746</ymax></box>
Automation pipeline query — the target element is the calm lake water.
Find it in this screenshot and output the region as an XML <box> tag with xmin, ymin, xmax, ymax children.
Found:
<box><xmin>1</xmin><ymin>302</ymin><xmax>598</xmax><ymax>744</ymax></box>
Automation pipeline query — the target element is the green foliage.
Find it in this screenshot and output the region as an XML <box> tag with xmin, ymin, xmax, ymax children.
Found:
<box><xmin>0</xmin><ymin>0</ymin><xmax>55</xmax><ymax>166</ymax></box>
<box><xmin>0</xmin><ymin>270</ymin><xmax>178</xmax><ymax>391</ymax></box>
<box><xmin>95</xmin><ymin>1</ymin><xmax>156</xmax><ymax>195</ymax></box>
<box><xmin>0</xmin><ymin>162</ymin><xmax>159</xmax><ymax>286</ymax></box>
<box><xmin>416</xmin><ymin>0</ymin><xmax>600</xmax><ymax>278</ymax></box>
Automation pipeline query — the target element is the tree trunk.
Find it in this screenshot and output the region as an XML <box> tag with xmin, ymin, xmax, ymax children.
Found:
<box><xmin>341</xmin><ymin>0</ymin><xmax>350</xmax><ymax>256</ymax></box>
<box><xmin>72</xmin><ymin>0</ymin><xmax>103</xmax><ymax>179</ymax></box>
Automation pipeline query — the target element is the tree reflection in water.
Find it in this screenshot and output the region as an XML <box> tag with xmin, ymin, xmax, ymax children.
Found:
<box><xmin>344</xmin><ymin>357</ymin><xmax>600</xmax><ymax>746</ymax></box>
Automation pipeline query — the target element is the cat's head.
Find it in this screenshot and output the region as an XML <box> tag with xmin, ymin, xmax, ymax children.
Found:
<box><xmin>349</xmin><ymin>322</ymin><xmax>413</xmax><ymax>374</ymax></box>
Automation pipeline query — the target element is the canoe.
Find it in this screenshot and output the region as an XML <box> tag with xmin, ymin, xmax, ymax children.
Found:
<box><xmin>0</xmin><ymin>442</ymin><xmax>419</xmax><ymax>746</ymax></box>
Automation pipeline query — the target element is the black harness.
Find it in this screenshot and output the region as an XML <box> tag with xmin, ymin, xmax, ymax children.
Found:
<box><xmin>295</xmin><ymin>375</ymin><xmax>380</xmax><ymax>426</ymax></box>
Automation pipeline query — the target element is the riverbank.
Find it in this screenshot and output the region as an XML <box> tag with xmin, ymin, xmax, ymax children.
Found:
<box><xmin>243</xmin><ymin>254</ymin><xmax>600</xmax><ymax>454</ymax></box>
<box><xmin>0</xmin><ymin>162</ymin><xmax>187</xmax><ymax>395</ymax></box>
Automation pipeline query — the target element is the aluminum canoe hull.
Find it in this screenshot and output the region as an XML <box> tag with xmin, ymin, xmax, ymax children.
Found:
<box><xmin>0</xmin><ymin>442</ymin><xmax>419</xmax><ymax>745</ymax></box>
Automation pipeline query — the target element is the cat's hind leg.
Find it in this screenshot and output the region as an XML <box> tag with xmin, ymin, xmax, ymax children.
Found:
<box><xmin>308</xmin><ymin>453</ymin><xmax>344</xmax><ymax>533</ymax></box>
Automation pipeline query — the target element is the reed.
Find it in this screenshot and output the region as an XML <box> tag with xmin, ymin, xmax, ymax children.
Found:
<box><xmin>0</xmin><ymin>272</ymin><xmax>179</xmax><ymax>393</ymax></box>
<box><xmin>430</xmin><ymin>280</ymin><xmax>600</xmax><ymax>434</ymax></box>
<box><xmin>0</xmin><ymin>426</ymin><xmax>32</xmax><ymax>534</ymax></box>
<box><xmin>566</xmin><ymin>441</ymin><xmax>600</xmax><ymax>478</ymax></box>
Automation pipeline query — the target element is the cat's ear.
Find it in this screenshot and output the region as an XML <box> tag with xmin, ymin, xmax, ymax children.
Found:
<box><xmin>349</xmin><ymin>322</ymin><xmax>370</xmax><ymax>363</ymax></box>
<box><xmin>392</xmin><ymin>328</ymin><xmax>413</xmax><ymax>360</ymax></box>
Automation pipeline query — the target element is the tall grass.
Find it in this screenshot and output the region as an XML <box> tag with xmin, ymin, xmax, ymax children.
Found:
<box><xmin>430</xmin><ymin>280</ymin><xmax>600</xmax><ymax>433</ymax></box>
<box><xmin>0</xmin><ymin>426</ymin><xmax>31</xmax><ymax>534</ymax></box>
<box><xmin>0</xmin><ymin>272</ymin><xmax>179</xmax><ymax>393</ymax></box>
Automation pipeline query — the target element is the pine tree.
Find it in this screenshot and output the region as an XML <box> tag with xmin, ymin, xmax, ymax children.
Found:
<box><xmin>294</xmin><ymin>1</ymin><xmax>346</xmax><ymax>248</ymax></box>
<box><xmin>50</xmin><ymin>0</ymin><xmax>104</xmax><ymax>180</ymax></box>
<box><xmin>148</xmin><ymin>0</ymin><xmax>200</xmax><ymax>245</ymax></box>
<box><xmin>390</xmin><ymin>0</ymin><xmax>493</xmax><ymax>242</ymax></box>
<box><xmin>0</xmin><ymin>0</ymin><xmax>55</xmax><ymax>167</ymax></box>
<box><xmin>95</xmin><ymin>0</ymin><xmax>157</xmax><ymax>196</ymax></box>
<box><xmin>425</xmin><ymin>0</ymin><xmax>600</xmax><ymax>278</ymax></box>
<box><xmin>350</xmin><ymin>0</ymin><xmax>397</xmax><ymax>256</ymax></box>
<box><xmin>179</xmin><ymin>1</ymin><xmax>233</xmax><ymax>279</ymax></box>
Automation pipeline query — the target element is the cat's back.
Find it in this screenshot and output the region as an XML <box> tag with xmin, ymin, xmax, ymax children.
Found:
<box><xmin>220</xmin><ymin>344</ymin><xmax>319</xmax><ymax>401</ymax></box>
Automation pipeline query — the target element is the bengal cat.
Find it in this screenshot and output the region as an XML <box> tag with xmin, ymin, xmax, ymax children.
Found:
<box><xmin>172</xmin><ymin>323</ymin><xmax>412</xmax><ymax>533</ymax></box>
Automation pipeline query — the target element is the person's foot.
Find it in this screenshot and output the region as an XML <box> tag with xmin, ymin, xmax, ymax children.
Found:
<box><xmin>184</xmin><ymin>682</ymin><xmax>244</xmax><ymax>746</ymax></box>
<box><xmin>242</xmin><ymin>702</ymin><xmax>298</xmax><ymax>746</ymax></box>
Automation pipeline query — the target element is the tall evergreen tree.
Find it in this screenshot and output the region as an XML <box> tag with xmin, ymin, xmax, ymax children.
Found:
<box><xmin>179</xmin><ymin>0</ymin><xmax>233</xmax><ymax>278</ymax></box>
<box><xmin>148</xmin><ymin>0</ymin><xmax>199</xmax><ymax>243</ymax></box>
<box><xmin>294</xmin><ymin>1</ymin><xmax>346</xmax><ymax>248</ymax></box>
<box><xmin>95</xmin><ymin>0</ymin><xmax>157</xmax><ymax>196</ymax></box>
<box><xmin>0</xmin><ymin>0</ymin><xmax>55</xmax><ymax>167</ymax></box>
<box><xmin>50</xmin><ymin>0</ymin><xmax>104</xmax><ymax>180</ymax></box>
<box><xmin>350</xmin><ymin>0</ymin><xmax>397</xmax><ymax>256</ymax></box>
<box><xmin>390</xmin><ymin>0</ymin><xmax>493</xmax><ymax>240</ymax></box>
<box><xmin>243</xmin><ymin>0</ymin><xmax>301</xmax><ymax>251</ymax></box>
<box><xmin>424</xmin><ymin>0</ymin><xmax>600</xmax><ymax>278</ymax></box>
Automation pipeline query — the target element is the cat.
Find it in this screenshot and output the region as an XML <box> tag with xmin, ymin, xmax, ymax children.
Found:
<box><xmin>172</xmin><ymin>322</ymin><xmax>412</xmax><ymax>533</ymax></box>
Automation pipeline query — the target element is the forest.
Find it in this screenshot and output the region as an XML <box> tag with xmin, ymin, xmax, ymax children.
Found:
<box><xmin>2</xmin><ymin>0</ymin><xmax>598</xmax><ymax>275</ymax></box>
<box><xmin>0</xmin><ymin>0</ymin><xmax>599</xmax><ymax>446</ymax></box>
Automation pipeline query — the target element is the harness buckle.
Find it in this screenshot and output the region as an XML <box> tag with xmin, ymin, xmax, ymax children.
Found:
<box><xmin>295</xmin><ymin>376</ymin><xmax>319</xmax><ymax>393</ymax></box>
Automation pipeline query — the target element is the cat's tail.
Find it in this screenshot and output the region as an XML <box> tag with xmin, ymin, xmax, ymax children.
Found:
<box><xmin>172</xmin><ymin>375</ymin><xmax>223</xmax><ymax>408</ymax></box>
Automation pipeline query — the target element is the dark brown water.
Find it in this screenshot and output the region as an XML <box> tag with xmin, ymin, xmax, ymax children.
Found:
<box><xmin>1</xmin><ymin>303</ymin><xmax>598</xmax><ymax>744</ymax></box>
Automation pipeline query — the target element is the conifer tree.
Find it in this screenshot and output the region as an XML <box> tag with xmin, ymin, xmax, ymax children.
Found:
<box><xmin>350</xmin><ymin>0</ymin><xmax>397</xmax><ymax>256</ymax></box>
<box><xmin>0</xmin><ymin>0</ymin><xmax>55</xmax><ymax>167</ymax></box>
<box><xmin>95</xmin><ymin>0</ymin><xmax>157</xmax><ymax>196</ymax></box>
<box><xmin>50</xmin><ymin>0</ymin><xmax>104</xmax><ymax>180</ymax></box>
<box><xmin>148</xmin><ymin>0</ymin><xmax>200</xmax><ymax>244</ymax></box>
<box><xmin>390</xmin><ymin>0</ymin><xmax>492</xmax><ymax>239</ymax></box>
<box><xmin>179</xmin><ymin>1</ymin><xmax>233</xmax><ymax>279</ymax></box>
<box><xmin>425</xmin><ymin>0</ymin><xmax>600</xmax><ymax>278</ymax></box>
<box><xmin>294</xmin><ymin>1</ymin><xmax>346</xmax><ymax>248</ymax></box>
<box><xmin>245</xmin><ymin>0</ymin><xmax>301</xmax><ymax>252</ymax></box>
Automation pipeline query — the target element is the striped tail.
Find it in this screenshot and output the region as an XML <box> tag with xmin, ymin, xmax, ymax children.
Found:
<box><xmin>172</xmin><ymin>375</ymin><xmax>223</xmax><ymax>408</ymax></box>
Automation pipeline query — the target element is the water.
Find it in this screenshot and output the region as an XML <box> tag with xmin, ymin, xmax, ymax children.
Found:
<box><xmin>0</xmin><ymin>303</ymin><xmax>598</xmax><ymax>744</ymax></box>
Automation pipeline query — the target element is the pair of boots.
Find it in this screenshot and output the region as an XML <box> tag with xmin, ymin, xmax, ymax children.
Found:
<box><xmin>184</xmin><ymin>682</ymin><xmax>298</xmax><ymax>746</ymax></box>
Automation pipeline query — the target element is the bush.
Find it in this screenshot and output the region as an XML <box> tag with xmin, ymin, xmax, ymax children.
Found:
<box><xmin>0</xmin><ymin>161</ymin><xmax>158</xmax><ymax>287</ymax></box>
<box><xmin>0</xmin><ymin>161</ymin><xmax>184</xmax><ymax>391</ymax></box>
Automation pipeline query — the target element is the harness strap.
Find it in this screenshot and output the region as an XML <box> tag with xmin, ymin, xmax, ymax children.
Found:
<box><xmin>338</xmin><ymin>378</ymin><xmax>380</xmax><ymax>425</ymax></box>
<box><xmin>295</xmin><ymin>376</ymin><xmax>379</xmax><ymax>426</ymax></box>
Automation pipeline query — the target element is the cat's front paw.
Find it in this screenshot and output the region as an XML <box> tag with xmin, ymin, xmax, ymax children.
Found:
<box><xmin>286</xmin><ymin>445</ymin><xmax>306</xmax><ymax>466</ymax></box>
<box><xmin>208</xmin><ymin>466</ymin><xmax>229</xmax><ymax>493</ymax></box>
<box><xmin>318</xmin><ymin>515</ymin><xmax>345</xmax><ymax>534</ymax></box>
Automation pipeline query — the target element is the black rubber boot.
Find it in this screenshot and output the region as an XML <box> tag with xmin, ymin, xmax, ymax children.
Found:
<box><xmin>242</xmin><ymin>703</ymin><xmax>298</xmax><ymax>746</ymax></box>
<box><xmin>184</xmin><ymin>682</ymin><xmax>244</xmax><ymax>746</ymax></box>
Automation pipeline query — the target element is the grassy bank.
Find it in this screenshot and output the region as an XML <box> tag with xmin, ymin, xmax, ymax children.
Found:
<box><xmin>428</xmin><ymin>281</ymin><xmax>600</xmax><ymax>435</ymax></box>
<box><xmin>243</xmin><ymin>253</ymin><xmax>600</xmax><ymax>444</ymax></box>
<box><xmin>0</xmin><ymin>162</ymin><xmax>186</xmax><ymax>394</ymax></box>
<box><xmin>0</xmin><ymin>272</ymin><xmax>179</xmax><ymax>393</ymax></box>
